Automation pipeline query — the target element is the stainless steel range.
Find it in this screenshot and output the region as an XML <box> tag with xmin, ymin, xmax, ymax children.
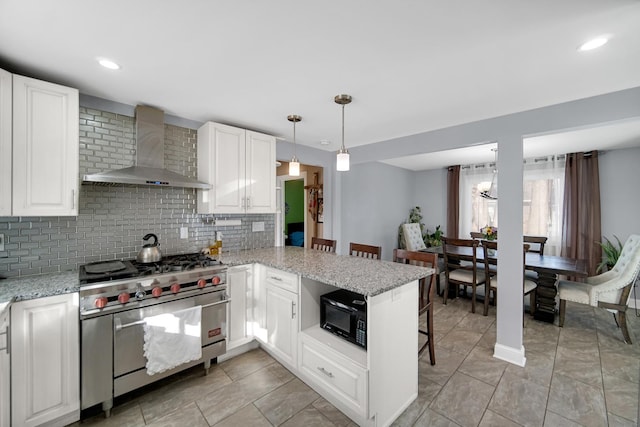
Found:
<box><xmin>79</xmin><ymin>253</ymin><xmax>228</xmax><ymax>418</ymax></box>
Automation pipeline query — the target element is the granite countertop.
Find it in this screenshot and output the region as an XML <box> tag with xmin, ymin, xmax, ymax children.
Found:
<box><xmin>0</xmin><ymin>247</ymin><xmax>434</xmax><ymax>314</ymax></box>
<box><xmin>222</xmin><ymin>246</ymin><xmax>433</xmax><ymax>297</ymax></box>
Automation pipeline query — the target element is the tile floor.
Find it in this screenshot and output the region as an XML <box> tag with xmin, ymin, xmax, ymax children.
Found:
<box><xmin>74</xmin><ymin>297</ymin><xmax>640</xmax><ymax>427</ymax></box>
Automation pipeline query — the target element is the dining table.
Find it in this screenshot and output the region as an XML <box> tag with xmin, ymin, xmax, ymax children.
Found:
<box><xmin>421</xmin><ymin>245</ymin><xmax>588</xmax><ymax>323</ymax></box>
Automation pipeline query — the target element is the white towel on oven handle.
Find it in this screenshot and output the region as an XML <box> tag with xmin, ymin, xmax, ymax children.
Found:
<box><xmin>143</xmin><ymin>305</ymin><xmax>202</xmax><ymax>375</ymax></box>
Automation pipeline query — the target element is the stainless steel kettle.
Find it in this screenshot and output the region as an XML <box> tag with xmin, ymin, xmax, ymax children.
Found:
<box><xmin>137</xmin><ymin>233</ymin><xmax>162</xmax><ymax>263</ymax></box>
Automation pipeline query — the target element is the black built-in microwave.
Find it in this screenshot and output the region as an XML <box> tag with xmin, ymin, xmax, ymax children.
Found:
<box><xmin>320</xmin><ymin>289</ymin><xmax>367</xmax><ymax>349</ymax></box>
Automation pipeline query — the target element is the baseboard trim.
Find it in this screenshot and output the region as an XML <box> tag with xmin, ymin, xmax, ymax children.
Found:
<box><xmin>493</xmin><ymin>343</ymin><xmax>526</xmax><ymax>367</ymax></box>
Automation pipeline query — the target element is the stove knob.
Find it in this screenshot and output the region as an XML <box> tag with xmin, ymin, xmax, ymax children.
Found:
<box><xmin>95</xmin><ymin>296</ymin><xmax>108</xmax><ymax>309</ymax></box>
<box><xmin>211</xmin><ymin>276</ymin><xmax>221</xmax><ymax>286</ymax></box>
<box><xmin>197</xmin><ymin>279</ymin><xmax>207</xmax><ymax>289</ymax></box>
<box><xmin>117</xmin><ymin>292</ymin><xmax>130</xmax><ymax>304</ymax></box>
<box><xmin>135</xmin><ymin>287</ymin><xmax>146</xmax><ymax>301</ymax></box>
<box><xmin>151</xmin><ymin>286</ymin><xmax>163</xmax><ymax>298</ymax></box>
<box><xmin>170</xmin><ymin>283</ymin><xmax>181</xmax><ymax>294</ymax></box>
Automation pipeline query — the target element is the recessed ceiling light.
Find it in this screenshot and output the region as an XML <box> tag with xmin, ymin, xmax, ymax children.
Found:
<box><xmin>578</xmin><ymin>36</ymin><xmax>609</xmax><ymax>52</ymax></box>
<box><xmin>98</xmin><ymin>58</ymin><xmax>120</xmax><ymax>70</ymax></box>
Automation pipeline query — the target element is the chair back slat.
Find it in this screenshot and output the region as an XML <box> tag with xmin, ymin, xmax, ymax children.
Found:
<box><xmin>311</xmin><ymin>237</ymin><xmax>337</xmax><ymax>253</ymax></box>
<box><xmin>349</xmin><ymin>242</ymin><xmax>382</xmax><ymax>260</ymax></box>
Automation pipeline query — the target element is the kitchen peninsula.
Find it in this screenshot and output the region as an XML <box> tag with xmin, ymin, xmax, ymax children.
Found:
<box><xmin>222</xmin><ymin>246</ymin><xmax>433</xmax><ymax>427</ymax></box>
<box><xmin>0</xmin><ymin>247</ymin><xmax>432</xmax><ymax>427</ymax></box>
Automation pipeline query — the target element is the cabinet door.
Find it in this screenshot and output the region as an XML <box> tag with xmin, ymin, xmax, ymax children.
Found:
<box><xmin>0</xmin><ymin>68</ymin><xmax>11</xmax><ymax>216</ymax></box>
<box><xmin>12</xmin><ymin>75</ymin><xmax>79</xmax><ymax>216</ymax></box>
<box><xmin>0</xmin><ymin>309</ymin><xmax>9</xmax><ymax>427</ymax></box>
<box><xmin>197</xmin><ymin>122</ymin><xmax>246</xmax><ymax>214</ymax></box>
<box><xmin>11</xmin><ymin>293</ymin><xmax>80</xmax><ymax>427</ymax></box>
<box><xmin>265</xmin><ymin>284</ymin><xmax>297</xmax><ymax>368</ymax></box>
<box><xmin>245</xmin><ymin>130</ymin><xmax>276</xmax><ymax>213</ymax></box>
<box><xmin>227</xmin><ymin>265</ymin><xmax>252</xmax><ymax>349</ymax></box>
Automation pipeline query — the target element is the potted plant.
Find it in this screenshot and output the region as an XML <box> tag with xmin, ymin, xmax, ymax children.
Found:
<box><xmin>426</xmin><ymin>225</ymin><xmax>443</xmax><ymax>247</ymax></box>
<box><xmin>596</xmin><ymin>235</ymin><xmax>623</xmax><ymax>273</ymax></box>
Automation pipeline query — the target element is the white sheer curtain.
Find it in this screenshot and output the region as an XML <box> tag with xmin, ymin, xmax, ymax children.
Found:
<box><xmin>459</xmin><ymin>155</ymin><xmax>565</xmax><ymax>255</ymax></box>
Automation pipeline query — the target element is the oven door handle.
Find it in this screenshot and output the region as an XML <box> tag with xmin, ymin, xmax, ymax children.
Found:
<box><xmin>114</xmin><ymin>298</ymin><xmax>232</xmax><ymax>331</ymax></box>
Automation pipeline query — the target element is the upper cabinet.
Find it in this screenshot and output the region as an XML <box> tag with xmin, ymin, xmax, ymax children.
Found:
<box><xmin>0</xmin><ymin>68</ymin><xmax>79</xmax><ymax>216</ymax></box>
<box><xmin>197</xmin><ymin>122</ymin><xmax>276</xmax><ymax>214</ymax></box>
<box><xmin>0</xmin><ymin>69</ymin><xmax>12</xmax><ymax>216</ymax></box>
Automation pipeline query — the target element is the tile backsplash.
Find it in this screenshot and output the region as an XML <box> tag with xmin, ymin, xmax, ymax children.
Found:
<box><xmin>0</xmin><ymin>107</ymin><xmax>275</xmax><ymax>279</ymax></box>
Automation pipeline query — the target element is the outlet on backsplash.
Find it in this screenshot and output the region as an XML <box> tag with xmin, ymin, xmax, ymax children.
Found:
<box><xmin>0</xmin><ymin>233</ymin><xmax>5</xmax><ymax>253</ymax></box>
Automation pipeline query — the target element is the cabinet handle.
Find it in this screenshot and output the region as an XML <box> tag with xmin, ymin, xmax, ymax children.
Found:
<box><xmin>269</xmin><ymin>276</ymin><xmax>283</xmax><ymax>281</ymax></box>
<box><xmin>291</xmin><ymin>301</ymin><xmax>296</xmax><ymax>319</ymax></box>
<box><xmin>71</xmin><ymin>189</ymin><xmax>75</xmax><ymax>209</ymax></box>
<box><xmin>0</xmin><ymin>326</ymin><xmax>9</xmax><ymax>354</ymax></box>
<box><xmin>247</xmin><ymin>196</ymin><xmax>251</xmax><ymax>209</ymax></box>
<box><xmin>317</xmin><ymin>366</ymin><xmax>334</xmax><ymax>378</ymax></box>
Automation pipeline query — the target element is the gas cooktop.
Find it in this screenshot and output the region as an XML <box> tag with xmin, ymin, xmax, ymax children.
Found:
<box><xmin>79</xmin><ymin>253</ymin><xmax>223</xmax><ymax>284</ymax></box>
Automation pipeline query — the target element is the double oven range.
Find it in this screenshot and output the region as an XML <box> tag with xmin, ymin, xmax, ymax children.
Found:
<box><xmin>79</xmin><ymin>253</ymin><xmax>228</xmax><ymax>417</ymax></box>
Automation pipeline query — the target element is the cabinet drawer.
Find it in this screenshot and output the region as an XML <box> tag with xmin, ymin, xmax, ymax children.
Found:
<box><xmin>300</xmin><ymin>334</ymin><xmax>367</xmax><ymax>415</ymax></box>
<box><xmin>264</xmin><ymin>267</ymin><xmax>298</xmax><ymax>293</ymax></box>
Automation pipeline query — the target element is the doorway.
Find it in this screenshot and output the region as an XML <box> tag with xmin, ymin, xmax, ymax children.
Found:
<box><xmin>277</xmin><ymin>171</ymin><xmax>307</xmax><ymax>247</ymax></box>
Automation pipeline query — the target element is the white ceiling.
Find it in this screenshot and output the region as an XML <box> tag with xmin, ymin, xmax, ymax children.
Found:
<box><xmin>1</xmin><ymin>0</ymin><xmax>640</xmax><ymax>170</ymax></box>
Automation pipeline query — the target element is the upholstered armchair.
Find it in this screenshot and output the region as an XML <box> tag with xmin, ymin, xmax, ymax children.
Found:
<box><xmin>402</xmin><ymin>223</ymin><xmax>427</xmax><ymax>251</ymax></box>
<box><xmin>558</xmin><ymin>234</ymin><xmax>640</xmax><ymax>343</ymax></box>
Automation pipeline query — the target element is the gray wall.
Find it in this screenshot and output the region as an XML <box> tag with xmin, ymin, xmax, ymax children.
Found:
<box><xmin>339</xmin><ymin>162</ymin><xmax>415</xmax><ymax>260</ymax></box>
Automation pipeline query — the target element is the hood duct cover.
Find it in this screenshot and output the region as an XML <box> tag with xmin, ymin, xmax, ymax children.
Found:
<box><xmin>82</xmin><ymin>105</ymin><xmax>211</xmax><ymax>189</ymax></box>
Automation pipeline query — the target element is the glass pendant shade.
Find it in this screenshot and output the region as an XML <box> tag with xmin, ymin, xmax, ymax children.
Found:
<box><xmin>289</xmin><ymin>157</ymin><xmax>300</xmax><ymax>176</ymax></box>
<box><xmin>287</xmin><ymin>114</ymin><xmax>302</xmax><ymax>177</ymax></box>
<box><xmin>335</xmin><ymin>94</ymin><xmax>352</xmax><ymax>172</ymax></box>
<box><xmin>336</xmin><ymin>149</ymin><xmax>350</xmax><ymax>171</ymax></box>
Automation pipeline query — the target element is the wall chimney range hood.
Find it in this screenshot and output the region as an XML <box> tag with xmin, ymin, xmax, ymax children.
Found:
<box><xmin>82</xmin><ymin>105</ymin><xmax>211</xmax><ymax>189</ymax></box>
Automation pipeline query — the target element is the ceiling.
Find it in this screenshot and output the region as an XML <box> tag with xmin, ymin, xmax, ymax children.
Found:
<box><xmin>1</xmin><ymin>1</ymin><xmax>640</xmax><ymax>170</ymax></box>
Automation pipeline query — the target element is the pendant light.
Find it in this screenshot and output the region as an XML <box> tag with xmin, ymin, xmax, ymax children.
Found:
<box><xmin>335</xmin><ymin>94</ymin><xmax>352</xmax><ymax>171</ymax></box>
<box><xmin>287</xmin><ymin>114</ymin><xmax>301</xmax><ymax>176</ymax></box>
<box><xmin>480</xmin><ymin>148</ymin><xmax>498</xmax><ymax>200</ymax></box>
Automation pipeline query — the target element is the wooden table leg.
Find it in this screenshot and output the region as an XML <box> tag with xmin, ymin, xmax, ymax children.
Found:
<box><xmin>533</xmin><ymin>270</ymin><xmax>557</xmax><ymax>323</ymax></box>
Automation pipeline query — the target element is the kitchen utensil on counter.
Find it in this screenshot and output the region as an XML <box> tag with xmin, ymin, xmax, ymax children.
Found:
<box><xmin>136</xmin><ymin>233</ymin><xmax>162</xmax><ymax>263</ymax></box>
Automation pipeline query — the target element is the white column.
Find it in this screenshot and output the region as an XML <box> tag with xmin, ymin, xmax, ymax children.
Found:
<box><xmin>493</xmin><ymin>135</ymin><xmax>526</xmax><ymax>366</ymax></box>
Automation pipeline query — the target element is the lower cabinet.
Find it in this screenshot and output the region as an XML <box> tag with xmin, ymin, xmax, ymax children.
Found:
<box><xmin>11</xmin><ymin>293</ymin><xmax>80</xmax><ymax>427</ymax></box>
<box><xmin>227</xmin><ymin>264</ymin><xmax>253</xmax><ymax>350</ymax></box>
<box><xmin>299</xmin><ymin>332</ymin><xmax>367</xmax><ymax>416</ymax></box>
<box><xmin>265</xmin><ymin>282</ymin><xmax>298</xmax><ymax>370</ymax></box>
<box><xmin>0</xmin><ymin>308</ymin><xmax>9</xmax><ymax>427</ymax></box>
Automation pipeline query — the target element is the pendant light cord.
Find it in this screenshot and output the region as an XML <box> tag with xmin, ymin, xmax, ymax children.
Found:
<box><xmin>341</xmin><ymin>103</ymin><xmax>345</xmax><ymax>151</ymax></box>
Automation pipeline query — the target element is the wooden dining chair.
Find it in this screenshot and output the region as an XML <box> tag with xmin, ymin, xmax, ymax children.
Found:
<box><xmin>523</xmin><ymin>235</ymin><xmax>547</xmax><ymax>255</ymax></box>
<box><xmin>393</xmin><ymin>249</ymin><xmax>438</xmax><ymax>364</ymax></box>
<box><xmin>310</xmin><ymin>237</ymin><xmax>337</xmax><ymax>253</ymax></box>
<box><xmin>480</xmin><ymin>240</ymin><xmax>537</xmax><ymax>317</ymax></box>
<box><xmin>470</xmin><ymin>231</ymin><xmax>484</xmax><ymax>240</ymax></box>
<box><xmin>349</xmin><ymin>242</ymin><xmax>382</xmax><ymax>260</ymax></box>
<box><xmin>523</xmin><ymin>236</ymin><xmax>547</xmax><ymax>281</ymax></box>
<box><xmin>441</xmin><ymin>237</ymin><xmax>487</xmax><ymax>313</ymax></box>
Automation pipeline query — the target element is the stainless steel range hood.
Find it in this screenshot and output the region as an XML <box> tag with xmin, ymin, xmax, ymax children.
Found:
<box><xmin>82</xmin><ymin>105</ymin><xmax>211</xmax><ymax>189</ymax></box>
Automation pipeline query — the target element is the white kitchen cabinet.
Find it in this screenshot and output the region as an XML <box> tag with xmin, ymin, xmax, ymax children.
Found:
<box><xmin>263</xmin><ymin>267</ymin><xmax>298</xmax><ymax>370</ymax></box>
<box><xmin>227</xmin><ymin>264</ymin><xmax>253</xmax><ymax>350</ymax></box>
<box><xmin>0</xmin><ymin>68</ymin><xmax>11</xmax><ymax>216</ymax></box>
<box><xmin>197</xmin><ymin>121</ymin><xmax>276</xmax><ymax>214</ymax></box>
<box><xmin>297</xmin><ymin>277</ymin><xmax>418</xmax><ymax>427</ymax></box>
<box><xmin>11</xmin><ymin>74</ymin><xmax>79</xmax><ymax>216</ymax></box>
<box><xmin>0</xmin><ymin>308</ymin><xmax>10</xmax><ymax>427</ymax></box>
<box><xmin>11</xmin><ymin>293</ymin><xmax>80</xmax><ymax>427</ymax></box>
<box><xmin>0</xmin><ymin>68</ymin><xmax>79</xmax><ymax>217</ymax></box>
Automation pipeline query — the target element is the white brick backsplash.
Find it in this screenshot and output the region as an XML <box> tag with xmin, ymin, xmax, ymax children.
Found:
<box><xmin>0</xmin><ymin>107</ymin><xmax>275</xmax><ymax>278</ymax></box>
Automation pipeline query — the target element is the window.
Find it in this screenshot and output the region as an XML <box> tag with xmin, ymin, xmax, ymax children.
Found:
<box><xmin>460</xmin><ymin>156</ymin><xmax>565</xmax><ymax>255</ymax></box>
